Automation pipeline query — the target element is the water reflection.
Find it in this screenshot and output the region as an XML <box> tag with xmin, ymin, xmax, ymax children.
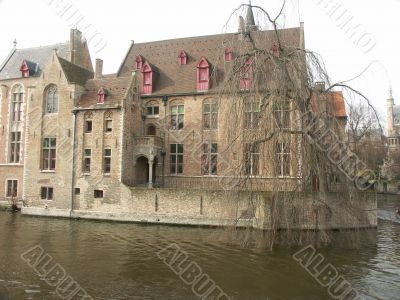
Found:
<box><xmin>0</xmin><ymin>195</ymin><xmax>398</xmax><ymax>300</ymax></box>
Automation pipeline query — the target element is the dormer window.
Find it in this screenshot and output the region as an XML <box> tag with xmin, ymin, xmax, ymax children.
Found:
<box><xmin>178</xmin><ymin>50</ymin><xmax>187</xmax><ymax>65</ymax></box>
<box><xmin>224</xmin><ymin>48</ymin><xmax>233</xmax><ymax>62</ymax></box>
<box><xmin>141</xmin><ymin>62</ymin><xmax>153</xmax><ymax>95</ymax></box>
<box><xmin>239</xmin><ymin>58</ymin><xmax>253</xmax><ymax>91</ymax></box>
<box><xmin>135</xmin><ymin>56</ymin><xmax>143</xmax><ymax>70</ymax></box>
<box><xmin>271</xmin><ymin>43</ymin><xmax>280</xmax><ymax>58</ymax></box>
<box><xmin>197</xmin><ymin>57</ymin><xmax>210</xmax><ymax>92</ymax></box>
<box><xmin>20</xmin><ymin>60</ymin><xmax>30</xmax><ymax>78</ymax></box>
<box><xmin>97</xmin><ymin>87</ymin><xmax>108</xmax><ymax>104</ymax></box>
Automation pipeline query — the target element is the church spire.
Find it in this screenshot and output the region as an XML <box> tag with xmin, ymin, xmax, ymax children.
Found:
<box><xmin>246</xmin><ymin>1</ymin><xmax>258</xmax><ymax>32</ymax></box>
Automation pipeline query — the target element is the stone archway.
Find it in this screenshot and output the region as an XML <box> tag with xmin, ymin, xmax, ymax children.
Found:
<box><xmin>135</xmin><ymin>155</ymin><xmax>158</xmax><ymax>188</ymax></box>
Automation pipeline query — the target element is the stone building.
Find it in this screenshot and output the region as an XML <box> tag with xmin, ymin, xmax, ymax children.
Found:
<box><xmin>1</xmin><ymin>6</ymin><xmax>376</xmax><ymax>229</ymax></box>
<box><xmin>0</xmin><ymin>29</ymin><xmax>92</xmax><ymax>207</ymax></box>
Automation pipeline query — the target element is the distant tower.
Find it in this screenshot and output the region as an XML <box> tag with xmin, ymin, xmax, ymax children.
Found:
<box><xmin>387</xmin><ymin>88</ymin><xmax>395</xmax><ymax>136</ymax></box>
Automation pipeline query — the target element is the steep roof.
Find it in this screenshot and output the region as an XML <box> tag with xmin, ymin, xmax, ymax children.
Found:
<box><xmin>77</xmin><ymin>75</ymin><xmax>131</xmax><ymax>109</ymax></box>
<box><xmin>117</xmin><ymin>27</ymin><xmax>302</xmax><ymax>95</ymax></box>
<box><xmin>58</xmin><ymin>57</ymin><xmax>93</xmax><ymax>86</ymax></box>
<box><xmin>0</xmin><ymin>43</ymin><xmax>70</xmax><ymax>80</ymax></box>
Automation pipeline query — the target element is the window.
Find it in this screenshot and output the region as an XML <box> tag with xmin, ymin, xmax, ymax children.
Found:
<box><xmin>41</xmin><ymin>187</ymin><xmax>53</xmax><ymax>200</ymax></box>
<box><xmin>245</xmin><ymin>143</ymin><xmax>260</xmax><ymax>176</ymax></box>
<box><xmin>20</xmin><ymin>61</ymin><xmax>29</xmax><ymax>78</ymax></box>
<box><xmin>147</xmin><ymin>106</ymin><xmax>160</xmax><ymax>116</ymax></box>
<box><xmin>197</xmin><ymin>58</ymin><xmax>210</xmax><ymax>91</ymax></box>
<box><xmin>179</xmin><ymin>50</ymin><xmax>187</xmax><ymax>65</ymax></box>
<box><xmin>104</xmin><ymin>110</ymin><xmax>113</xmax><ymax>132</ymax></box>
<box><xmin>147</xmin><ymin>125</ymin><xmax>156</xmax><ymax>136</ymax></box>
<box><xmin>245</xmin><ymin>101</ymin><xmax>260</xmax><ymax>129</ymax></box>
<box><xmin>203</xmin><ymin>103</ymin><xmax>218</xmax><ymax>129</ymax></box>
<box><xmin>11</xmin><ymin>85</ymin><xmax>23</xmax><ymax>122</ymax></box>
<box><xmin>6</xmin><ymin>180</ymin><xmax>18</xmax><ymax>197</ymax></box>
<box><xmin>274</xmin><ymin>100</ymin><xmax>290</xmax><ymax>130</ymax></box>
<box><xmin>275</xmin><ymin>142</ymin><xmax>290</xmax><ymax>177</ymax></box>
<box><xmin>105</xmin><ymin>120</ymin><xmax>113</xmax><ymax>132</ymax></box>
<box><xmin>9</xmin><ymin>132</ymin><xmax>21</xmax><ymax>163</ymax></box>
<box><xmin>171</xmin><ymin>105</ymin><xmax>184</xmax><ymax>130</ymax></box>
<box><xmin>240</xmin><ymin>59</ymin><xmax>253</xmax><ymax>90</ymax></box>
<box><xmin>46</xmin><ymin>85</ymin><xmax>58</xmax><ymax>114</ymax></box>
<box><xmin>104</xmin><ymin>148</ymin><xmax>112</xmax><ymax>174</ymax></box>
<box><xmin>202</xmin><ymin>143</ymin><xmax>218</xmax><ymax>175</ymax></box>
<box><xmin>170</xmin><ymin>144</ymin><xmax>184</xmax><ymax>175</ymax></box>
<box><xmin>97</xmin><ymin>88</ymin><xmax>107</xmax><ymax>104</ymax></box>
<box><xmin>135</xmin><ymin>56</ymin><xmax>143</xmax><ymax>70</ymax></box>
<box><xmin>85</xmin><ymin>120</ymin><xmax>93</xmax><ymax>133</ymax></box>
<box><xmin>94</xmin><ymin>190</ymin><xmax>104</xmax><ymax>198</ymax></box>
<box><xmin>224</xmin><ymin>48</ymin><xmax>233</xmax><ymax>62</ymax></box>
<box><xmin>83</xmin><ymin>149</ymin><xmax>91</xmax><ymax>173</ymax></box>
<box><xmin>42</xmin><ymin>138</ymin><xmax>57</xmax><ymax>171</ymax></box>
<box><xmin>75</xmin><ymin>188</ymin><xmax>81</xmax><ymax>195</ymax></box>
<box><xmin>141</xmin><ymin>63</ymin><xmax>153</xmax><ymax>95</ymax></box>
<box><xmin>84</xmin><ymin>112</ymin><xmax>93</xmax><ymax>133</ymax></box>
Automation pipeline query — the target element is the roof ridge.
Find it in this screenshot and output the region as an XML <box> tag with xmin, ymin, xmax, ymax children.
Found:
<box><xmin>132</xmin><ymin>27</ymin><xmax>301</xmax><ymax>46</ymax></box>
<box><xmin>15</xmin><ymin>42</ymin><xmax>69</xmax><ymax>52</ymax></box>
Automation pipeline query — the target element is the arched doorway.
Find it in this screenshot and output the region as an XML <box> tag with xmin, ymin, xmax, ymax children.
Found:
<box><xmin>147</xmin><ymin>124</ymin><xmax>156</xmax><ymax>136</ymax></box>
<box><xmin>135</xmin><ymin>156</ymin><xmax>149</xmax><ymax>186</ymax></box>
<box><xmin>135</xmin><ymin>156</ymin><xmax>158</xmax><ymax>187</ymax></box>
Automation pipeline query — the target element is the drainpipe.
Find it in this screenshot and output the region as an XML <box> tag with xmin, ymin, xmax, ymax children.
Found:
<box><xmin>70</xmin><ymin>110</ymin><xmax>77</xmax><ymax>218</ymax></box>
<box><xmin>161</xmin><ymin>95</ymin><xmax>169</xmax><ymax>188</ymax></box>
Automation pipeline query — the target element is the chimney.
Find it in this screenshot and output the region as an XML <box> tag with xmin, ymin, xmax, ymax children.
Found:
<box><xmin>95</xmin><ymin>59</ymin><xmax>103</xmax><ymax>79</ymax></box>
<box><xmin>70</xmin><ymin>29</ymin><xmax>82</xmax><ymax>65</ymax></box>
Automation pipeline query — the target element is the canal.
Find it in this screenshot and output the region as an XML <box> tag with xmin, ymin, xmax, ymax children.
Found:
<box><xmin>0</xmin><ymin>195</ymin><xmax>399</xmax><ymax>300</ymax></box>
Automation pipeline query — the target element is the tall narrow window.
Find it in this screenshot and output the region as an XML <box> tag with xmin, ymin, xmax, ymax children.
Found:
<box><xmin>171</xmin><ymin>105</ymin><xmax>184</xmax><ymax>130</ymax></box>
<box><xmin>179</xmin><ymin>50</ymin><xmax>187</xmax><ymax>65</ymax></box>
<box><xmin>41</xmin><ymin>187</ymin><xmax>53</xmax><ymax>200</ymax></box>
<box><xmin>202</xmin><ymin>143</ymin><xmax>218</xmax><ymax>175</ymax></box>
<box><xmin>197</xmin><ymin>57</ymin><xmax>210</xmax><ymax>91</ymax></box>
<box><xmin>244</xmin><ymin>101</ymin><xmax>260</xmax><ymax>129</ymax></box>
<box><xmin>275</xmin><ymin>142</ymin><xmax>290</xmax><ymax>177</ymax></box>
<box><xmin>6</xmin><ymin>180</ymin><xmax>18</xmax><ymax>197</ymax></box>
<box><xmin>170</xmin><ymin>144</ymin><xmax>184</xmax><ymax>175</ymax></box>
<box><xmin>83</xmin><ymin>149</ymin><xmax>91</xmax><ymax>173</ymax></box>
<box><xmin>84</xmin><ymin>112</ymin><xmax>93</xmax><ymax>133</ymax></box>
<box><xmin>9</xmin><ymin>132</ymin><xmax>21</xmax><ymax>163</ymax></box>
<box><xmin>42</xmin><ymin>138</ymin><xmax>57</xmax><ymax>171</ymax></box>
<box><xmin>141</xmin><ymin>62</ymin><xmax>153</xmax><ymax>95</ymax></box>
<box><xmin>20</xmin><ymin>61</ymin><xmax>30</xmax><ymax>78</ymax></box>
<box><xmin>11</xmin><ymin>85</ymin><xmax>23</xmax><ymax>122</ymax></box>
<box><xmin>274</xmin><ymin>100</ymin><xmax>290</xmax><ymax>130</ymax></box>
<box><xmin>245</xmin><ymin>143</ymin><xmax>260</xmax><ymax>176</ymax></box>
<box><xmin>104</xmin><ymin>110</ymin><xmax>113</xmax><ymax>132</ymax></box>
<box><xmin>203</xmin><ymin>103</ymin><xmax>218</xmax><ymax>130</ymax></box>
<box><xmin>46</xmin><ymin>85</ymin><xmax>58</xmax><ymax>114</ymax></box>
<box><xmin>104</xmin><ymin>148</ymin><xmax>112</xmax><ymax>174</ymax></box>
<box><xmin>240</xmin><ymin>59</ymin><xmax>253</xmax><ymax>90</ymax></box>
<box><xmin>98</xmin><ymin>88</ymin><xmax>107</xmax><ymax>104</ymax></box>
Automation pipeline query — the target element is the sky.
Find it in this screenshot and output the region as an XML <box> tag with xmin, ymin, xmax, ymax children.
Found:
<box><xmin>0</xmin><ymin>0</ymin><xmax>399</xmax><ymax>128</ymax></box>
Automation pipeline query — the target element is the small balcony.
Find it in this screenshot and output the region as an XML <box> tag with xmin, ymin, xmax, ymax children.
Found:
<box><xmin>134</xmin><ymin>136</ymin><xmax>163</xmax><ymax>149</ymax></box>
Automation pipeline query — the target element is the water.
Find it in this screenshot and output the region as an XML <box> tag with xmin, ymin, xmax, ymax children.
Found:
<box><xmin>0</xmin><ymin>195</ymin><xmax>399</xmax><ymax>300</ymax></box>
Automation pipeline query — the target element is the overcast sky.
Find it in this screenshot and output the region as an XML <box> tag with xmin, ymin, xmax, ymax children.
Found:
<box><xmin>0</xmin><ymin>0</ymin><xmax>399</xmax><ymax>127</ymax></box>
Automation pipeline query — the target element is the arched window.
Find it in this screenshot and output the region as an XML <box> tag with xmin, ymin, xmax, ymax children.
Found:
<box><xmin>147</xmin><ymin>124</ymin><xmax>156</xmax><ymax>136</ymax></box>
<box><xmin>46</xmin><ymin>85</ymin><xmax>58</xmax><ymax>114</ymax></box>
<box><xmin>197</xmin><ymin>57</ymin><xmax>210</xmax><ymax>91</ymax></box>
<box><xmin>11</xmin><ymin>85</ymin><xmax>23</xmax><ymax>122</ymax></box>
